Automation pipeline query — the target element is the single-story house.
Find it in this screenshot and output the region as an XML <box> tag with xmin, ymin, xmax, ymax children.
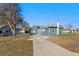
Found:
<box><xmin>63</xmin><ymin>28</ymin><xmax>77</xmax><ymax>34</ymax></box>
<box><xmin>16</xmin><ymin>21</ymin><xmax>30</xmax><ymax>35</ymax></box>
<box><xmin>0</xmin><ymin>21</ymin><xmax>30</xmax><ymax>36</ymax></box>
<box><xmin>0</xmin><ymin>26</ymin><xmax>12</xmax><ymax>36</ymax></box>
<box><xmin>30</xmin><ymin>23</ymin><xmax>63</xmax><ymax>35</ymax></box>
<box><xmin>63</xmin><ymin>29</ymin><xmax>70</xmax><ymax>34</ymax></box>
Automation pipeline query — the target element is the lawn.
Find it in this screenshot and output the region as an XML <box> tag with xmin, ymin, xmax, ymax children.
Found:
<box><xmin>49</xmin><ymin>33</ymin><xmax>79</xmax><ymax>53</ymax></box>
<box><xmin>0</xmin><ymin>35</ymin><xmax>33</xmax><ymax>56</ymax></box>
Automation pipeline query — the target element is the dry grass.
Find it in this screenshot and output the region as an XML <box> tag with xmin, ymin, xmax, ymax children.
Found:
<box><xmin>49</xmin><ymin>33</ymin><xmax>79</xmax><ymax>53</ymax></box>
<box><xmin>0</xmin><ymin>35</ymin><xmax>33</xmax><ymax>56</ymax></box>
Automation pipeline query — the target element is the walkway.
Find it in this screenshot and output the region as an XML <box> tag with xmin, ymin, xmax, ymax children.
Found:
<box><xmin>32</xmin><ymin>35</ymin><xmax>79</xmax><ymax>56</ymax></box>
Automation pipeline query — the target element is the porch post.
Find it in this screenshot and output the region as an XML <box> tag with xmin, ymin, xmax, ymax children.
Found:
<box><xmin>57</xmin><ymin>22</ymin><xmax>59</xmax><ymax>35</ymax></box>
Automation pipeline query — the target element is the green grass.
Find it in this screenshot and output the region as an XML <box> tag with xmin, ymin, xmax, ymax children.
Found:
<box><xmin>49</xmin><ymin>33</ymin><xmax>79</xmax><ymax>53</ymax></box>
<box><xmin>0</xmin><ymin>36</ymin><xmax>33</xmax><ymax>56</ymax></box>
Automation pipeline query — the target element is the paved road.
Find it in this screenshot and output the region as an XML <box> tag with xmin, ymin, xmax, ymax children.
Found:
<box><xmin>32</xmin><ymin>35</ymin><xmax>79</xmax><ymax>56</ymax></box>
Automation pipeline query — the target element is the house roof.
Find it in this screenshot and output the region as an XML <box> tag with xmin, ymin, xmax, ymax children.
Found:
<box><xmin>48</xmin><ymin>23</ymin><xmax>63</xmax><ymax>28</ymax></box>
<box><xmin>16</xmin><ymin>21</ymin><xmax>30</xmax><ymax>29</ymax></box>
<box><xmin>32</xmin><ymin>23</ymin><xmax>63</xmax><ymax>29</ymax></box>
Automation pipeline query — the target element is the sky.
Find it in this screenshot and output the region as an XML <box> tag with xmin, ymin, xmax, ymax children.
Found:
<box><xmin>20</xmin><ymin>3</ymin><xmax>79</xmax><ymax>28</ymax></box>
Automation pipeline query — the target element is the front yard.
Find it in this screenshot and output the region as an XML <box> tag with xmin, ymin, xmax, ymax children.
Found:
<box><xmin>0</xmin><ymin>35</ymin><xmax>33</xmax><ymax>56</ymax></box>
<box><xmin>49</xmin><ymin>33</ymin><xmax>79</xmax><ymax>53</ymax></box>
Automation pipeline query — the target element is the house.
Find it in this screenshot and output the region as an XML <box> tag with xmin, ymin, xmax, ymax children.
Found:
<box><xmin>15</xmin><ymin>21</ymin><xmax>30</xmax><ymax>35</ymax></box>
<box><xmin>63</xmin><ymin>29</ymin><xmax>70</xmax><ymax>34</ymax></box>
<box><xmin>75</xmin><ymin>28</ymin><xmax>79</xmax><ymax>33</ymax></box>
<box><xmin>30</xmin><ymin>23</ymin><xmax>63</xmax><ymax>35</ymax></box>
<box><xmin>0</xmin><ymin>21</ymin><xmax>30</xmax><ymax>36</ymax></box>
<box><xmin>63</xmin><ymin>28</ymin><xmax>77</xmax><ymax>34</ymax></box>
<box><xmin>0</xmin><ymin>26</ymin><xmax>12</xmax><ymax>36</ymax></box>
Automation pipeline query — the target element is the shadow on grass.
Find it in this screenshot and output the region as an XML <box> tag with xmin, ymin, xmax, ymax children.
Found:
<box><xmin>0</xmin><ymin>35</ymin><xmax>33</xmax><ymax>56</ymax></box>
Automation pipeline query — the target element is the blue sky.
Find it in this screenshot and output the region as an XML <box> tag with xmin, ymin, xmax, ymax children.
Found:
<box><xmin>20</xmin><ymin>3</ymin><xmax>79</xmax><ymax>28</ymax></box>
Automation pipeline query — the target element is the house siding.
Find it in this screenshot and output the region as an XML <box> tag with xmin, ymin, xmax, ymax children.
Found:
<box><xmin>30</xmin><ymin>25</ymin><xmax>63</xmax><ymax>35</ymax></box>
<box><xmin>39</xmin><ymin>28</ymin><xmax>49</xmax><ymax>35</ymax></box>
<box><xmin>49</xmin><ymin>28</ymin><xmax>57</xmax><ymax>35</ymax></box>
<box><xmin>0</xmin><ymin>26</ymin><xmax>12</xmax><ymax>36</ymax></box>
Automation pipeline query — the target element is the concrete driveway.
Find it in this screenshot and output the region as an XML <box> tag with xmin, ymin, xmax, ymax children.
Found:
<box><xmin>32</xmin><ymin>35</ymin><xmax>79</xmax><ymax>56</ymax></box>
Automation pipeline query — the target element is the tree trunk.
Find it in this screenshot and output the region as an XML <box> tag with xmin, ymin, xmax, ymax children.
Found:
<box><xmin>7</xmin><ymin>21</ymin><xmax>16</xmax><ymax>37</ymax></box>
<box><xmin>14</xmin><ymin>24</ymin><xmax>16</xmax><ymax>37</ymax></box>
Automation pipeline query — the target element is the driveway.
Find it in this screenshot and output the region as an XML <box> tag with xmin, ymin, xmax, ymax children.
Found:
<box><xmin>32</xmin><ymin>35</ymin><xmax>79</xmax><ymax>56</ymax></box>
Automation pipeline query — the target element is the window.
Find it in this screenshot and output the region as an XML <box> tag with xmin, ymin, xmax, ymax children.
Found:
<box><xmin>51</xmin><ymin>28</ymin><xmax>55</xmax><ymax>33</ymax></box>
<box><xmin>42</xmin><ymin>29</ymin><xmax>45</xmax><ymax>32</ymax></box>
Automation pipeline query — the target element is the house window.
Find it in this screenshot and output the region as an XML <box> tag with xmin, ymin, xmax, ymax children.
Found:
<box><xmin>51</xmin><ymin>28</ymin><xmax>55</xmax><ymax>33</ymax></box>
<box><xmin>42</xmin><ymin>29</ymin><xmax>45</xmax><ymax>32</ymax></box>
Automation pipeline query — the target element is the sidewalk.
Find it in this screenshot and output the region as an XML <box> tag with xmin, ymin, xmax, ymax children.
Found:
<box><xmin>33</xmin><ymin>35</ymin><xmax>79</xmax><ymax>56</ymax></box>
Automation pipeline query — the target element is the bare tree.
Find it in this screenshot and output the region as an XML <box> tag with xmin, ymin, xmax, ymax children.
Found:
<box><xmin>68</xmin><ymin>24</ymin><xmax>73</xmax><ymax>33</ymax></box>
<box><xmin>0</xmin><ymin>3</ymin><xmax>23</xmax><ymax>37</ymax></box>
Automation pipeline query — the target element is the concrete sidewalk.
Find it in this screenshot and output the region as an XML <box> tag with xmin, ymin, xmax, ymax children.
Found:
<box><xmin>33</xmin><ymin>35</ymin><xmax>79</xmax><ymax>56</ymax></box>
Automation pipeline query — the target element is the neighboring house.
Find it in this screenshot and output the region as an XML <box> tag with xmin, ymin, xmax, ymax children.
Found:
<box><xmin>75</xmin><ymin>28</ymin><xmax>79</xmax><ymax>33</ymax></box>
<box><xmin>0</xmin><ymin>21</ymin><xmax>30</xmax><ymax>36</ymax></box>
<box><xmin>63</xmin><ymin>28</ymin><xmax>77</xmax><ymax>34</ymax></box>
<box><xmin>63</xmin><ymin>29</ymin><xmax>70</xmax><ymax>34</ymax></box>
<box><xmin>0</xmin><ymin>26</ymin><xmax>12</xmax><ymax>36</ymax></box>
<box><xmin>30</xmin><ymin>23</ymin><xmax>63</xmax><ymax>35</ymax></box>
<box><xmin>16</xmin><ymin>21</ymin><xmax>30</xmax><ymax>35</ymax></box>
